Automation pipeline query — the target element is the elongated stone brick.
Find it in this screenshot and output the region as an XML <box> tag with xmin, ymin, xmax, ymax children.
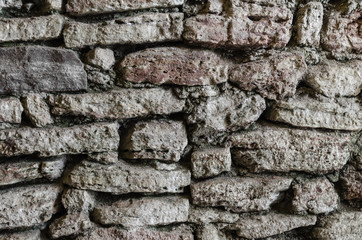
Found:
<box><xmin>0</xmin><ymin>98</ymin><xmax>23</xmax><ymax>123</ymax></box>
<box><xmin>0</xmin><ymin>122</ymin><xmax>119</xmax><ymax>157</ymax></box>
<box><xmin>0</xmin><ymin>230</ymin><xmax>41</xmax><ymax>240</ymax></box>
<box><xmin>0</xmin><ymin>46</ymin><xmax>87</xmax><ymax>94</ymax></box>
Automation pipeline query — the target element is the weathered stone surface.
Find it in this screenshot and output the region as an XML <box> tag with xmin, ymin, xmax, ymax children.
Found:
<box><xmin>0</xmin><ymin>46</ymin><xmax>87</xmax><ymax>94</ymax></box>
<box><xmin>232</xmin><ymin>213</ymin><xmax>317</xmax><ymax>239</ymax></box>
<box><xmin>62</xmin><ymin>188</ymin><xmax>95</xmax><ymax>212</ymax></box>
<box><xmin>64</xmin><ymin>160</ymin><xmax>191</xmax><ymax>194</ymax></box>
<box><xmin>22</xmin><ymin>93</ymin><xmax>53</xmax><ymax>127</ymax></box>
<box><xmin>187</xmin><ymin>87</ymin><xmax>266</xmax><ymax>143</ymax></box>
<box><xmin>296</xmin><ymin>2</ymin><xmax>323</xmax><ymax>47</ymax></box>
<box><xmin>0</xmin><ymin>122</ymin><xmax>119</xmax><ymax>157</ymax></box>
<box><xmin>0</xmin><ymin>230</ymin><xmax>41</xmax><ymax>240</ymax></box>
<box><xmin>339</xmin><ymin>165</ymin><xmax>362</xmax><ymax>201</ymax></box>
<box><xmin>229</xmin><ymin>123</ymin><xmax>352</xmax><ymax>174</ymax></box>
<box><xmin>42</xmin><ymin>0</ymin><xmax>63</xmax><ymax>12</ymax></box>
<box><xmin>76</xmin><ymin>227</ymin><xmax>194</xmax><ymax>240</ymax></box>
<box><xmin>51</xmin><ymin>89</ymin><xmax>185</xmax><ymax>120</ymax></box>
<box><xmin>265</xmin><ymin>89</ymin><xmax>362</xmax><ymax>131</ymax></box>
<box><xmin>0</xmin><ymin>0</ymin><xmax>22</xmax><ymax>11</ymax></box>
<box><xmin>313</xmin><ymin>212</ymin><xmax>362</xmax><ymax>240</ymax></box>
<box><xmin>41</xmin><ymin>157</ymin><xmax>67</xmax><ymax>180</ymax></box>
<box><xmin>50</xmin><ymin>213</ymin><xmax>95</xmax><ymax>239</ymax></box>
<box><xmin>94</xmin><ymin>196</ymin><xmax>189</xmax><ymax>227</ymax></box>
<box><xmin>67</xmin><ymin>0</ymin><xmax>184</xmax><ymax>15</ymax></box>
<box><xmin>292</xmin><ymin>178</ymin><xmax>339</xmax><ymax>214</ymax></box>
<box><xmin>230</xmin><ymin>53</ymin><xmax>307</xmax><ymax>100</ymax></box>
<box><xmin>121</xmin><ymin>120</ymin><xmax>188</xmax><ymax>162</ymax></box>
<box><xmin>88</xmin><ymin>151</ymin><xmax>118</xmax><ymax>164</ymax></box>
<box><xmin>191</xmin><ymin>176</ymin><xmax>292</xmax><ymax>212</ymax></box>
<box><xmin>0</xmin><ymin>98</ymin><xmax>23</xmax><ymax>123</ymax></box>
<box><xmin>196</xmin><ymin>224</ymin><xmax>222</xmax><ymax>240</ymax></box>
<box><xmin>189</xmin><ymin>206</ymin><xmax>239</xmax><ymax>224</ymax></box>
<box><xmin>120</xmin><ymin>47</ymin><xmax>228</xmax><ymax>86</ymax></box>
<box><xmin>191</xmin><ymin>147</ymin><xmax>231</xmax><ymax>179</ymax></box>
<box><xmin>63</xmin><ymin>13</ymin><xmax>183</xmax><ymax>48</ymax></box>
<box><xmin>0</xmin><ymin>184</ymin><xmax>61</xmax><ymax>229</ymax></box>
<box><xmin>85</xmin><ymin>48</ymin><xmax>115</xmax><ymax>70</ymax></box>
<box><xmin>0</xmin><ymin>15</ymin><xmax>64</xmax><ymax>43</ymax></box>
<box><xmin>306</xmin><ymin>59</ymin><xmax>362</xmax><ymax>97</ymax></box>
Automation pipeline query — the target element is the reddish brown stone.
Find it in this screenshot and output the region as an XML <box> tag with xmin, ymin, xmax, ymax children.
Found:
<box><xmin>340</xmin><ymin>165</ymin><xmax>362</xmax><ymax>201</ymax></box>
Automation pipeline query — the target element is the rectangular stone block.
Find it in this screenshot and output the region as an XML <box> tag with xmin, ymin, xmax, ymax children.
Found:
<box><xmin>0</xmin><ymin>122</ymin><xmax>119</xmax><ymax>157</ymax></box>
<box><xmin>0</xmin><ymin>98</ymin><xmax>23</xmax><ymax>123</ymax></box>
<box><xmin>63</xmin><ymin>12</ymin><xmax>183</xmax><ymax>48</ymax></box>
<box><xmin>49</xmin><ymin>213</ymin><xmax>95</xmax><ymax>239</ymax></box>
<box><xmin>23</xmin><ymin>93</ymin><xmax>53</xmax><ymax>127</ymax></box>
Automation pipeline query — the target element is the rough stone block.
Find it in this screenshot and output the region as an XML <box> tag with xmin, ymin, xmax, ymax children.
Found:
<box><xmin>85</xmin><ymin>48</ymin><xmax>115</xmax><ymax>70</ymax></box>
<box><xmin>88</xmin><ymin>151</ymin><xmax>118</xmax><ymax>164</ymax></box>
<box><xmin>62</xmin><ymin>188</ymin><xmax>95</xmax><ymax>212</ymax></box>
<box><xmin>49</xmin><ymin>213</ymin><xmax>95</xmax><ymax>239</ymax></box>
<box><xmin>339</xmin><ymin>165</ymin><xmax>362</xmax><ymax>201</ymax></box>
<box><xmin>189</xmin><ymin>206</ymin><xmax>239</xmax><ymax>224</ymax></box>
<box><xmin>22</xmin><ymin>93</ymin><xmax>53</xmax><ymax>127</ymax></box>
<box><xmin>42</xmin><ymin>0</ymin><xmax>63</xmax><ymax>12</ymax></box>
<box><xmin>0</xmin><ymin>0</ymin><xmax>22</xmax><ymax>11</ymax></box>
<box><xmin>0</xmin><ymin>230</ymin><xmax>41</xmax><ymax>240</ymax></box>
<box><xmin>196</xmin><ymin>224</ymin><xmax>222</xmax><ymax>240</ymax></box>
<box><xmin>41</xmin><ymin>157</ymin><xmax>67</xmax><ymax>180</ymax></box>
<box><xmin>63</xmin><ymin>13</ymin><xmax>183</xmax><ymax>48</ymax></box>
<box><xmin>0</xmin><ymin>98</ymin><xmax>23</xmax><ymax>123</ymax></box>
<box><xmin>0</xmin><ymin>46</ymin><xmax>87</xmax><ymax>94</ymax></box>
<box><xmin>191</xmin><ymin>176</ymin><xmax>292</xmax><ymax>212</ymax></box>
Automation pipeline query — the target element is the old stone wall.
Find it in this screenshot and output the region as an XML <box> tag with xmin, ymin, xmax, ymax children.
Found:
<box><xmin>0</xmin><ymin>0</ymin><xmax>361</xmax><ymax>239</ymax></box>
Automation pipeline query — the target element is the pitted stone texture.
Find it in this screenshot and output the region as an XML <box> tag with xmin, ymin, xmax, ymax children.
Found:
<box><xmin>42</xmin><ymin>0</ymin><xmax>63</xmax><ymax>12</ymax></box>
<box><xmin>230</xmin><ymin>53</ymin><xmax>307</xmax><ymax>100</ymax></box>
<box><xmin>120</xmin><ymin>47</ymin><xmax>228</xmax><ymax>86</ymax></box>
<box><xmin>296</xmin><ymin>2</ymin><xmax>323</xmax><ymax>47</ymax></box>
<box><xmin>41</xmin><ymin>157</ymin><xmax>67</xmax><ymax>180</ymax></box>
<box><xmin>306</xmin><ymin>59</ymin><xmax>362</xmax><ymax>97</ymax></box>
<box><xmin>0</xmin><ymin>0</ymin><xmax>22</xmax><ymax>11</ymax></box>
<box><xmin>0</xmin><ymin>46</ymin><xmax>87</xmax><ymax>94</ymax></box>
<box><xmin>0</xmin><ymin>230</ymin><xmax>41</xmax><ymax>240</ymax></box>
<box><xmin>0</xmin><ymin>122</ymin><xmax>119</xmax><ymax>157</ymax></box>
<box><xmin>51</xmin><ymin>89</ymin><xmax>185</xmax><ymax>120</ymax></box>
<box><xmin>64</xmin><ymin>160</ymin><xmax>191</xmax><ymax>194</ymax></box>
<box><xmin>64</xmin><ymin>13</ymin><xmax>183</xmax><ymax>48</ymax></box>
<box><xmin>121</xmin><ymin>120</ymin><xmax>188</xmax><ymax>162</ymax></box>
<box><xmin>265</xmin><ymin>89</ymin><xmax>362</xmax><ymax>131</ymax></box>
<box><xmin>191</xmin><ymin>147</ymin><xmax>231</xmax><ymax>179</ymax></box>
<box><xmin>339</xmin><ymin>165</ymin><xmax>362</xmax><ymax>201</ymax></box>
<box><xmin>229</xmin><ymin>123</ymin><xmax>352</xmax><ymax>174</ymax></box>
<box><xmin>62</xmin><ymin>188</ymin><xmax>95</xmax><ymax>212</ymax></box>
<box><xmin>76</xmin><ymin>227</ymin><xmax>194</xmax><ymax>240</ymax></box>
<box><xmin>292</xmin><ymin>178</ymin><xmax>339</xmax><ymax>214</ymax></box>
<box><xmin>196</xmin><ymin>224</ymin><xmax>223</xmax><ymax>240</ymax></box>
<box><xmin>191</xmin><ymin>176</ymin><xmax>292</xmax><ymax>212</ymax></box>
<box><xmin>0</xmin><ymin>98</ymin><xmax>23</xmax><ymax>123</ymax></box>
<box><xmin>88</xmin><ymin>151</ymin><xmax>118</xmax><ymax>164</ymax></box>
<box><xmin>322</xmin><ymin>10</ymin><xmax>362</xmax><ymax>53</ymax></box>
<box><xmin>85</xmin><ymin>48</ymin><xmax>115</xmax><ymax>70</ymax></box>
<box><xmin>49</xmin><ymin>213</ymin><xmax>95</xmax><ymax>239</ymax></box>
<box><xmin>232</xmin><ymin>213</ymin><xmax>317</xmax><ymax>239</ymax></box>
<box><xmin>187</xmin><ymin>87</ymin><xmax>266</xmax><ymax>143</ymax></box>
<box><xmin>313</xmin><ymin>212</ymin><xmax>362</xmax><ymax>240</ymax></box>
<box><xmin>0</xmin><ymin>184</ymin><xmax>61</xmax><ymax>229</ymax></box>
<box><xmin>94</xmin><ymin>196</ymin><xmax>189</xmax><ymax>227</ymax></box>
<box><xmin>189</xmin><ymin>206</ymin><xmax>239</xmax><ymax>224</ymax></box>
<box><xmin>67</xmin><ymin>0</ymin><xmax>184</xmax><ymax>15</ymax></box>
<box><xmin>23</xmin><ymin>93</ymin><xmax>53</xmax><ymax>127</ymax></box>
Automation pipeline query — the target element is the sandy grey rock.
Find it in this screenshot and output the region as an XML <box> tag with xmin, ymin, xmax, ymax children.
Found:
<box><xmin>62</xmin><ymin>188</ymin><xmax>95</xmax><ymax>212</ymax></box>
<box><xmin>88</xmin><ymin>151</ymin><xmax>118</xmax><ymax>164</ymax></box>
<box><xmin>306</xmin><ymin>59</ymin><xmax>362</xmax><ymax>97</ymax></box>
<box><xmin>121</xmin><ymin>120</ymin><xmax>188</xmax><ymax>162</ymax></box>
<box><xmin>265</xmin><ymin>89</ymin><xmax>362</xmax><ymax>131</ymax></box>
<box><xmin>196</xmin><ymin>224</ymin><xmax>223</xmax><ymax>240</ymax></box>
<box><xmin>66</xmin><ymin>0</ymin><xmax>184</xmax><ymax>15</ymax></box>
<box><xmin>51</xmin><ymin>89</ymin><xmax>185</xmax><ymax>120</ymax></box>
<box><xmin>0</xmin><ymin>184</ymin><xmax>62</xmax><ymax>229</ymax></box>
<box><xmin>191</xmin><ymin>176</ymin><xmax>292</xmax><ymax>212</ymax></box>
<box><xmin>41</xmin><ymin>156</ymin><xmax>67</xmax><ymax>180</ymax></box>
<box><xmin>296</xmin><ymin>2</ymin><xmax>323</xmax><ymax>47</ymax></box>
<box><xmin>63</xmin><ymin>13</ymin><xmax>183</xmax><ymax>48</ymax></box>
<box><xmin>0</xmin><ymin>98</ymin><xmax>23</xmax><ymax>123</ymax></box>
<box><xmin>22</xmin><ymin>93</ymin><xmax>53</xmax><ymax>127</ymax></box>
<box><xmin>0</xmin><ymin>122</ymin><xmax>119</xmax><ymax>157</ymax></box>
<box><xmin>189</xmin><ymin>206</ymin><xmax>239</xmax><ymax>224</ymax></box>
<box><xmin>42</xmin><ymin>0</ymin><xmax>63</xmax><ymax>12</ymax></box>
<box><xmin>0</xmin><ymin>230</ymin><xmax>41</xmax><ymax>240</ymax></box>
<box><xmin>230</xmin><ymin>53</ymin><xmax>307</xmax><ymax>100</ymax></box>
<box><xmin>339</xmin><ymin>165</ymin><xmax>362</xmax><ymax>201</ymax></box>
<box><xmin>229</xmin><ymin>123</ymin><xmax>352</xmax><ymax>174</ymax></box>
<box><xmin>0</xmin><ymin>0</ymin><xmax>22</xmax><ymax>11</ymax></box>
<box><xmin>93</xmin><ymin>196</ymin><xmax>189</xmax><ymax>227</ymax></box>
<box><xmin>85</xmin><ymin>48</ymin><xmax>115</xmax><ymax>70</ymax></box>
<box><xmin>232</xmin><ymin>213</ymin><xmax>317</xmax><ymax>239</ymax></box>
<box><xmin>0</xmin><ymin>15</ymin><xmax>64</xmax><ymax>43</ymax></box>
<box><xmin>0</xmin><ymin>46</ymin><xmax>87</xmax><ymax>94</ymax></box>
<box><xmin>191</xmin><ymin>147</ymin><xmax>231</xmax><ymax>179</ymax></box>
<box><xmin>313</xmin><ymin>212</ymin><xmax>362</xmax><ymax>240</ymax></box>
<box><xmin>49</xmin><ymin>213</ymin><xmax>95</xmax><ymax>239</ymax></box>
<box><xmin>292</xmin><ymin>178</ymin><xmax>339</xmax><ymax>214</ymax></box>
<box><xmin>64</xmin><ymin>160</ymin><xmax>191</xmax><ymax>194</ymax></box>
<box><xmin>120</xmin><ymin>47</ymin><xmax>228</xmax><ymax>86</ymax></box>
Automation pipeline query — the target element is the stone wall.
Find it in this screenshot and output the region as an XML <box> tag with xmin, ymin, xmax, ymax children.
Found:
<box><xmin>0</xmin><ymin>0</ymin><xmax>361</xmax><ymax>239</ymax></box>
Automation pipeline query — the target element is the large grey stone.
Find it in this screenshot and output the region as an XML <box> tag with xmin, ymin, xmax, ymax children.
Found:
<box><xmin>62</xmin><ymin>188</ymin><xmax>96</xmax><ymax>212</ymax></box>
<box><xmin>189</xmin><ymin>206</ymin><xmax>239</xmax><ymax>224</ymax></box>
<box><xmin>49</xmin><ymin>213</ymin><xmax>95</xmax><ymax>239</ymax></box>
<box><xmin>63</xmin><ymin>13</ymin><xmax>183</xmax><ymax>48</ymax></box>
<box><xmin>120</xmin><ymin>47</ymin><xmax>228</xmax><ymax>86</ymax></box>
<box><xmin>22</xmin><ymin>93</ymin><xmax>53</xmax><ymax>127</ymax></box>
<box><xmin>51</xmin><ymin>89</ymin><xmax>185</xmax><ymax>120</ymax></box>
<box><xmin>85</xmin><ymin>48</ymin><xmax>115</xmax><ymax>70</ymax></box>
<box><xmin>0</xmin><ymin>98</ymin><xmax>23</xmax><ymax>123</ymax></box>
<box><xmin>93</xmin><ymin>196</ymin><xmax>189</xmax><ymax>227</ymax></box>
<box><xmin>191</xmin><ymin>176</ymin><xmax>292</xmax><ymax>212</ymax></box>
<box><xmin>196</xmin><ymin>224</ymin><xmax>223</xmax><ymax>240</ymax></box>
<box><xmin>0</xmin><ymin>122</ymin><xmax>119</xmax><ymax>157</ymax></box>
<box><xmin>0</xmin><ymin>46</ymin><xmax>87</xmax><ymax>94</ymax></box>
<box><xmin>0</xmin><ymin>0</ymin><xmax>22</xmax><ymax>11</ymax></box>
<box><xmin>0</xmin><ymin>184</ymin><xmax>62</xmax><ymax>229</ymax></box>
<box><xmin>64</xmin><ymin>160</ymin><xmax>191</xmax><ymax>194</ymax></box>
<box><xmin>229</xmin><ymin>123</ymin><xmax>352</xmax><ymax>174</ymax></box>
<box><xmin>0</xmin><ymin>230</ymin><xmax>41</xmax><ymax>240</ymax></box>
<box><xmin>230</xmin><ymin>53</ymin><xmax>307</xmax><ymax>100</ymax></box>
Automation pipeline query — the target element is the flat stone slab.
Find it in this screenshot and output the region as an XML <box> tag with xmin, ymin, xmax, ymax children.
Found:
<box><xmin>0</xmin><ymin>98</ymin><xmax>23</xmax><ymax>123</ymax></box>
<box><xmin>0</xmin><ymin>46</ymin><xmax>87</xmax><ymax>94</ymax></box>
<box><xmin>0</xmin><ymin>230</ymin><xmax>41</xmax><ymax>240</ymax></box>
